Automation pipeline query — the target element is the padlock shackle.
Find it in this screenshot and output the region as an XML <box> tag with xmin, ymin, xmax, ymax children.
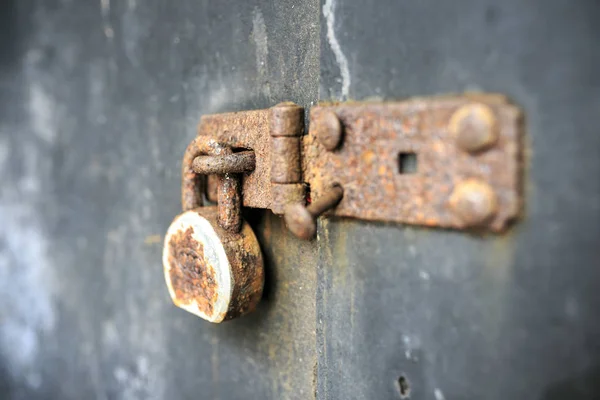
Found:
<box><xmin>181</xmin><ymin>136</ymin><xmax>251</xmax><ymax>233</ymax></box>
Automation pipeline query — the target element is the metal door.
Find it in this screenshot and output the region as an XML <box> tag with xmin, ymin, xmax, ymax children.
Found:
<box><xmin>1</xmin><ymin>0</ymin><xmax>599</xmax><ymax>399</ymax></box>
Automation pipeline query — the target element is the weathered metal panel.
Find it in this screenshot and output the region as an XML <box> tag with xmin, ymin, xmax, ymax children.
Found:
<box><xmin>0</xmin><ymin>0</ymin><xmax>319</xmax><ymax>398</ymax></box>
<box><xmin>303</xmin><ymin>97</ymin><xmax>522</xmax><ymax>231</ymax></box>
<box><xmin>1</xmin><ymin>0</ymin><xmax>600</xmax><ymax>399</ymax></box>
<box><xmin>317</xmin><ymin>0</ymin><xmax>600</xmax><ymax>399</ymax></box>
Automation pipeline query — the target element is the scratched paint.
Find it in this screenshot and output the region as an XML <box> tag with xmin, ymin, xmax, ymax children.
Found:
<box><xmin>251</xmin><ymin>7</ymin><xmax>271</xmax><ymax>99</ymax></box>
<box><xmin>322</xmin><ymin>0</ymin><xmax>351</xmax><ymax>100</ymax></box>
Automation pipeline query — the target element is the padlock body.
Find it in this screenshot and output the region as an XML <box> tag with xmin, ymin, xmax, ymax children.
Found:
<box><xmin>163</xmin><ymin>206</ymin><xmax>264</xmax><ymax>323</ymax></box>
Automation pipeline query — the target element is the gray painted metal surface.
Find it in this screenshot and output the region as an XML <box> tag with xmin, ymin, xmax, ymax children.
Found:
<box><xmin>317</xmin><ymin>1</ymin><xmax>600</xmax><ymax>399</ymax></box>
<box><xmin>0</xmin><ymin>1</ymin><xmax>319</xmax><ymax>398</ymax></box>
<box><xmin>1</xmin><ymin>0</ymin><xmax>599</xmax><ymax>399</ymax></box>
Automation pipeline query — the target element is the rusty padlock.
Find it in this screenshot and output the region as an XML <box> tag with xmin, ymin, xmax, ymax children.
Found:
<box><xmin>163</xmin><ymin>136</ymin><xmax>264</xmax><ymax>323</ymax></box>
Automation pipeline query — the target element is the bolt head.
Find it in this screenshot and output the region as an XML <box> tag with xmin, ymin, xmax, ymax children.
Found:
<box><xmin>284</xmin><ymin>203</ymin><xmax>317</xmax><ymax>240</ymax></box>
<box><xmin>449</xmin><ymin>180</ymin><xmax>497</xmax><ymax>227</ymax></box>
<box><xmin>450</xmin><ymin>103</ymin><xmax>498</xmax><ymax>153</ymax></box>
<box><xmin>163</xmin><ymin>207</ymin><xmax>264</xmax><ymax>322</ymax></box>
<box><xmin>316</xmin><ymin>110</ymin><xmax>343</xmax><ymax>151</ymax></box>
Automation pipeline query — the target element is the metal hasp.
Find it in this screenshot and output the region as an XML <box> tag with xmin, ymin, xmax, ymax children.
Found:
<box><xmin>164</xmin><ymin>95</ymin><xmax>523</xmax><ymax>322</ymax></box>
<box><xmin>303</xmin><ymin>94</ymin><xmax>523</xmax><ymax>232</ymax></box>
<box><xmin>162</xmin><ymin>102</ymin><xmax>306</xmax><ymax>323</ymax></box>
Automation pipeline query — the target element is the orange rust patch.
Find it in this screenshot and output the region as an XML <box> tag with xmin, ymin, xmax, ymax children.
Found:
<box><xmin>168</xmin><ymin>227</ymin><xmax>218</xmax><ymax>316</ymax></box>
<box><xmin>303</xmin><ymin>95</ymin><xmax>522</xmax><ymax>232</ymax></box>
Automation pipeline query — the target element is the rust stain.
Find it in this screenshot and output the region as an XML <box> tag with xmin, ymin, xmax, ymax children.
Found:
<box><xmin>206</xmin><ymin>208</ymin><xmax>265</xmax><ymax>321</ymax></box>
<box><xmin>198</xmin><ymin>108</ymin><xmax>273</xmax><ymax>210</ymax></box>
<box><xmin>302</xmin><ymin>94</ymin><xmax>523</xmax><ymax>232</ymax></box>
<box><xmin>449</xmin><ymin>103</ymin><xmax>498</xmax><ymax>153</ymax></box>
<box><xmin>143</xmin><ymin>234</ymin><xmax>162</xmax><ymax>245</ymax></box>
<box><xmin>199</xmin><ymin>102</ymin><xmax>305</xmax><ymax>216</ymax></box>
<box><xmin>183</xmin><ymin>95</ymin><xmax>522</xmax><ymax>241</ymax></box>
<box><xmin>167</xmin><ymin>226</ymin><xmax>218</xmax><ymax>317</ymax></box>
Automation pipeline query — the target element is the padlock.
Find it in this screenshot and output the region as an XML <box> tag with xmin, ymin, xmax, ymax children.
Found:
<box><xmin>163</xmin><ymin>136</ymin><xmax>264</xmax><ymax>323</ymax></box>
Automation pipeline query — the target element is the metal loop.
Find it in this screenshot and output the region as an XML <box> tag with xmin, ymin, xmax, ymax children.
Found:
<box><xmin>192</xmin><ymin>151</ymin><xmax>255</xmax><ymax>174</ymax></box>
<box><xmin>181</xmin><ymin>136</ymin><xmax>253</xmax><ymax>233</ymax></box>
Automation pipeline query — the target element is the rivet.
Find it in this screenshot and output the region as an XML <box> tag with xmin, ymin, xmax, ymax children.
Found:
<box><xmin>449</xmin><ymin>179</ymin><xmax>497</xmax><ymax>226</ymax></box>
<box><xmin>449</xmin><ymin>103</ymin><xmax>498</xmax><ymax>153</ymax></box>
<box><xmin>316</xmin><ymin>110</ymin><xmax>343</xmax><ymax>151</ymax></box>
